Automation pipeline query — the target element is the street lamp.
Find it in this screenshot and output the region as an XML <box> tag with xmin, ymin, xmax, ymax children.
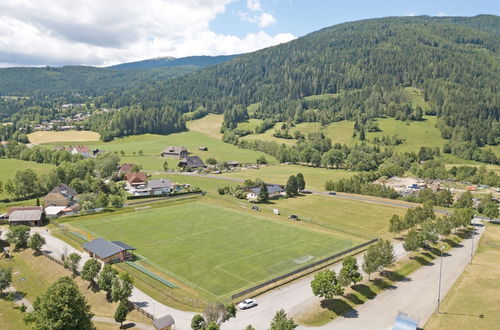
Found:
<box><xmin>437</xmin><ymin>245</ymin><xmax>446</xmax><ymax>314</ymax></box>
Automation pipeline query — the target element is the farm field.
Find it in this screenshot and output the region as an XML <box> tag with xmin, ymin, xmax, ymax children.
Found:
<box><xmin>218</xmin><ymin>164</ymin><xmax>358</xmax><ymax>191</ymax></box>
<box><xmin>425</xmin><ymin>223</ymin><xmax>500</xmax><ymax>330</ymax></box>
<box><xmin>186</xmin><ymin>114</ymin><xmax>223</xmax><ymax>139</ymax></box>
<box><xmin>71</xmin><ymin>201</ymin><xmax>363</xmax><ymax>298</ymax></box>
<box><xmin>0</xmin><ymin>159</ymin><xmax>54</xmax><ymax>200</ymax></box>
<box><xmin>41</xmin><ymin>131</ymin><xmax>276</xmax><ymax>169</ymax></box>
<box><xmin>28</xmin><ymin>130</ymin><xmax>100</xmax><ymax>144</ymax></box>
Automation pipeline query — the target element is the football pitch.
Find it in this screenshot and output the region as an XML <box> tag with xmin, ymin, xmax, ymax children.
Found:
<box><xmin>72</xmin><ymin>201</ymin><xmax>363</xmax><ymax>298</ymax></box>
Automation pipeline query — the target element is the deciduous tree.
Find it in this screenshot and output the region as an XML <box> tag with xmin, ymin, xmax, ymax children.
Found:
<box><xmin>269</xmin><ymin>309</ymin><xmax>297</xmax><ymax>330</ymax></box>
<box><xmin>81</xmin><ymin>259</ymin><xmax>102</xmax><ymax>290</ymax></box>
<box><xmin>6</xmin><ymin>225</ymin><xmax>30</xmax><ymax>251</ymax></box>
<box><xmin>63</xmin><ymin>253</ymin><xmax>81</xmax><ymax>275</ymax></box>
<box><xmin>311</xmin><ymin>269</ymin><xmax>344</xmax><ymax>299</ymax></box>
<box><xmin>28</xmin><ymin>232</ymin><xmax>46</xmax><ymax>255</ymax></box>
<box><xmin>0</xmin><ymin>267</ymin><xmax>12</xmax><ymax>293</ymax></box>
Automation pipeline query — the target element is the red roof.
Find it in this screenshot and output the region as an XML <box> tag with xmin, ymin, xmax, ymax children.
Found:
<box><xmin>119</xmin><ymin>163</ymin><xmax>135</xmax><ymax>173</ymax></box>
<box><xmin>73</xmin><ymin>145</ymin><xmax>90</xmax><ymax>153</ymax></box>
<box><xmin>125</xmin><ymin>172</ymin><xmax>147</xmax><ymax>183</ymax></box>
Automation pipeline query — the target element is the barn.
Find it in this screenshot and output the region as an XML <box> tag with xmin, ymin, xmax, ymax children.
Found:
<box><xmin>83</xmin><ymin>238</ymin><xmax>136</xmax><ymax>264</ymax></box>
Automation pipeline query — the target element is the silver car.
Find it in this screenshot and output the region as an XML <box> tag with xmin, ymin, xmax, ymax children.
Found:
<box><xmin>238</xmin><ymin>298</ymin><xmax>257</xmax><ymax>310</ymax></box>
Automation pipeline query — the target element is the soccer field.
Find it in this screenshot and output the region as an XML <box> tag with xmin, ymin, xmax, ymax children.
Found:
<box><xmin>72</xmin><ymin>201</ymin><xmax>362</xmax><ymax>298</ymax></box>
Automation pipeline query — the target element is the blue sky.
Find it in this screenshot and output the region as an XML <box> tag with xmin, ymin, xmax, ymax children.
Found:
<box><xmin>0</xmin><ymin>0</ymin><xmax>498</xmax><ymax>67</ymax></box>
<box><xmin>212</xmin><ymin>0</ymin><xmax>500</xmax><ymax>38</ymax></box>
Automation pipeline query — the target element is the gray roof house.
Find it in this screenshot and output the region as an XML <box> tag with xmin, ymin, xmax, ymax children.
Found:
<box><xmin>8</xmin><ymin>206</ymin><xmax>44</xmax><ymax>226</ymax></box>
<box><xmin>147</xmin><ymin>179</ymin><xmax>172</xmax><ymax>194</ymax></box>
<box><xmin>161</xmin><ymin>146</ymin><xmax>188</xmax><ymax>158</ymax></box>
<box><xmin>246</xmin><ymin>184</ymin><xmax>285</xmax><ymax>201</ymax></box>
<box><xmin>153</xmin><ymin>314</ymin><xmax>175</xmax><ymax>330</ymax></box>
<box><xmin>83</xmin><ymin>238</ymin><xmax>135</xmax><ymax>263</ymax></box>
<box><xmin>178</xmin><ymin>156</ymin><xmax>205</xmax><ymax>170</ymax></box>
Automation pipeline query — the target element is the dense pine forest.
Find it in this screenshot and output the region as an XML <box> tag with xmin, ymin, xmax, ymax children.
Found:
<box><xmin>0</xmin><ymin>15</ymin><xmax>498</xmax><ymax>162</ymax></box>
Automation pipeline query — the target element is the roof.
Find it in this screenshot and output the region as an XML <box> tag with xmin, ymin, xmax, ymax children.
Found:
<box><xmin>162</xmin><ymin>146</ymin><xmax>187</xmax><ymax>154</ymax></box>
<box><xmin>147</xmin><ymin>179</ymin><xmax>171</xmax><ymax>190</ymax></box>
<box><xmin>83</xmin><ymin>238</ymin><xmax>135</xmax><ymax>259</ymax></box>
<box><xmin>125</xmin><ymin>172</ymin><xmax>147</xmax><ymax>183</ymax></box>
<box><xmin>44</xmin><ymin>206</ymin><xmax>66</xmax><ymax>216</ymax></box>
<box><xmin>7</xmin><ymin>206</ymin><xmax>43</xmax><ymax>216</ymax></box>
<box><xmin>179</xmin><ymin>156</ymin><xmax>205</xmax><ymax>168</ymax></box>
<box><xmin>72</xmin><ymin>145</ymin><xmax>90</xmax><ymax>153</ymax></box>
<box><xmin>228</xmin><ymin>160</ymin><xmax>240</xmax><ymax>165</ymax></box>
<box><xmin>153</xmin><ymin>315</ymin><xmax>175</xmax><ymax>329</ymax></box>
<box><xmin>48</xmin><ymin>183</ymin><xmax>77</xmax><ymax>197</ymax></box>
<box><xmin>9</xmin><ymin>208</ymin><xmax>44</xmax><ymax>222</ymax></box>
<box><xmin>250</xmin><ymin>184</ymin><xmax>284</xmax><ymax>195</ymax></box>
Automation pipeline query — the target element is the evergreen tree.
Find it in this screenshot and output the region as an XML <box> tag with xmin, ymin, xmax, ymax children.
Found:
<box><xmin>296</xmin><ymin>173</ymin><xmax>306</xmax><ymax>191</ymax></box>
<box><xmin>257</xmin><ymin>182</ymin><xmax>269</xmax><ymax>203</ymax></box>
<box><xmin>269</xmin><ymin>309</ymin><xmax>297</xmax><ymax>330</ymax></box>
<box><xmin>285</xmin><ymin>175</ymin><xmax>298</xmax><ymax>197</ymax></box>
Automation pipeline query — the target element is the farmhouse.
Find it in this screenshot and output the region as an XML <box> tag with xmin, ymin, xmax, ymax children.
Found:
<box><xmin>125</xmin><ymin>172</ymin><xmax>148</xmax><ymax>188</ymax></box>
<box><xmin>8</xmin><ymin>206</ymin><xmax>44</xmax><ymax>226</ymax></box>
<box><xmin>44</xmin><ymin>183</ymin><xmax>77</xmax><ymax>207</ymax></box>
<box><xmin>246</xmin><ymin>184</ymin><xmax>285</xmax><ymax>201</ymax></box>
<box><xmin>178</xmin><ymin>156</ymin><xmax>205</xmax><ymax>170</ymax></box>
<box><xmin>161</xmin><ymin>146</ymin><xmax>188</xmax><ymax>158</ymax></box>
<box><xmin>54</xmin><ymin>145</ymin><xmax>91</xmax><ymax>158</ymax></box>
<box><xmin>147</xmin><ymin>179</ymin><xmax>172</xmax><ymax>195</ymax></box>
<box><xmin>153</xmin><ymin>315</ymin><xmax>175</xmax><ymax>330</ymax></box>
<box><xmin>83</xmin><ymin>238</ymin><xmax>135</xmax><ymax>264</ymax></box>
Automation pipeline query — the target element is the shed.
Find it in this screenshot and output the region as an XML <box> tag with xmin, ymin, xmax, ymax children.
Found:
<box><xmin>83</xmin><ymin>238</ymin><xmax>135</xmax><ymax>264</ymax></box>
<box><xmin>44</xmin><ymin>206</ymin><xmax>66</xmax><ymax>218</ymax></box>
<box><xmin>153</xmin><ymin>314</ymin><xmax>175</xmax><ymax>330</ymax></box>
<box><xmin>8</xmin><ymin>206</ymin><xmax>44</xmax><ymax>226</ymax></box>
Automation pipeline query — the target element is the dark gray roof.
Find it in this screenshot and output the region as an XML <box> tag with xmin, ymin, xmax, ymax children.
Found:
<box><xmin>153</xmin><ymin>314</ymin><xmax>175</xmax><ymax>329</ymax></box>
<box><xmin>49</xmin><ymin>183</ymin><xmax>77</xmax><ymax>197</ymax></box>
<box><xmin>147</xmin><ymin>179</ymin><xmax>171</xmax><ymax>190</ymax></box>
<box><xmin>250</xmin><ymin>184</ymin><xmax>284</xmax><ymax>195</ymax></box>
<box><xmin>179</xmin><ymin>156</ymin><xmax>205</xmax><ymax>168</ymax></box>
<box><xmin>162</xmin><ymin>146</ymin><xmax>187</xmax><ymax>154</ymax></box>
<box><xmin>83</xmin><ymin>238</ymin><xmax>134</xmax><ymax>259</ymax></box>
<box><xmin>111</xmin><ymin>241</ymin><xmax>136</xmax><ymax>251</ymax></box>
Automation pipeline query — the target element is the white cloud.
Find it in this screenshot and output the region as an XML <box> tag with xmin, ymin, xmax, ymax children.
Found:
<box><xmin>0</xmin><ymin>0</ymin><xmax>295</xmax><ymax>67</ymax></box>
<box><xmin>436</xmin><ymin>12</ymin><xmax>447</xmax><ymax>17</ymax></box>
<box><xmin>247</xmin><ymin>0</ymin><xmax>262</xmax><ymax>12</ymax></box>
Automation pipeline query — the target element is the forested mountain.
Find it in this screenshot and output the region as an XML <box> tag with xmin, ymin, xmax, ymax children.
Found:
<box><xmin>98</xmin><ymin>15</ymin><xmax>499</xmax><ymax>156</ymax></box>
<box><xmin>0</xmin><ymin>55</ymin><xmax>238</xmax><ymax>97</ymax></box>
<box><xmin>109</xmin><ymin>55</ymin><xmax>239</xmax><ymax>70</ymax></box>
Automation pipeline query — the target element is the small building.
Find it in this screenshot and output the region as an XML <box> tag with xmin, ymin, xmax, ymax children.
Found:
<box><xmin>246</xmin><ymin>184</ymin><xmax>285</xmax><ymax>201</ymax></box>
<box><xmin>8</xmin><ymin>206</ymin><xmax>44</xmax><ymax>226</ymax></box>
<box><xmin>83</xmin><ymin>238</ymin><xmax>136</xmax><ymax>264</ymax></box>
<box><xmin>68</xmin><ymin>145</ymin><xmax>91</xmax><ymax>158</ymax></box>
<box><xmin>44</xmin><ymin>206</ymin><xmax>66</xmax><ymax>219</ymax></box>
<box><xmin>153</xmin><ymin>314</ymin><xmax>175</xmax><ymax>330</ymax></box>
<box><xmin>147</xmin><ymin>179</ymin><xmax>172</xmax><ymax>195</ymax></box>
<box><xmin>161</xmin><ymin>146</ymin><xmax>188</xmax><ymax>158</ymax></box>
<box><xmin>178</xmin><ymin>156</ymin><xmax>205</xmax><ymax>171</ymax></box>
<box><xmin>44</xmin><ymin>183</ymin><xmax>78</xmax><ymax>208</ymax></box>
<box><xmin>125</xmin><ymin>172</ymin><xmax>148</xmax><ymax>188</ymax></box>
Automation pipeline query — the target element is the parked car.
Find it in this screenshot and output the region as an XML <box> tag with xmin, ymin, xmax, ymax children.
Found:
<box><xmin>238</xmin><ymin>299</ymin><xmax>257</xmax><ymax>310</ymax></box>
<box><xmin>328</xmin><ymin>191</ymin><xmax>336</xmax><ymax>195</ymax></box>
<box><xmin>289</xmin><ymin>214</ymin><xmax>299</xmax><ymax>221</ymax></box>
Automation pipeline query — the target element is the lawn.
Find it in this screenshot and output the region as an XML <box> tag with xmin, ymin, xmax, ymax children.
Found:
<box><xmin>0</xmin><ymin>159</ymin><xmax>54</xmax><ymax>200</ymax></box>
<box><xmin>0</xmin><ymin>249</ymin><xmax>151</xmax><ymax>325</ymax></box>
<box><xmin>425</xmin><ymin>223</ymin><xmax>500</xmax><ymax>330</ymax></box>
<box><xmin>186</xmin><ymin>114</ymin><xmax>223</xmax><ymax>139</ymax></box>
<box><xmin>366</xmin><ymin>115</ymin><xmax>445</xmax><ymax>153</ymax></box>
<box><xmin>236</xmin><ymin>118</ymin><xmax>264</xmax><ymax>132</ymax></box>
<box><xmin>28</xmin><ymin>130</ymin><xmax>100</xmax><ymax>144</ymax></box>
<box><xmin>71</xmin><ymin>201</ymin><xmax>360</xmax><ymax>298</ymax></box>
<box><xmin>220</xmin><ymin>164</ymin><xmax>358</xmax><ymax>191</ymax></box>
<box><xmin>0</xmin><ymin>299</ymin><xmax>26</xmax><ymax>330</ymax></box>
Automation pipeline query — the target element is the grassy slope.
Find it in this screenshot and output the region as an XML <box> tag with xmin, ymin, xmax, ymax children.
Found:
<box><xmin>0</xmin><ymin>159</ymin><xmax>54</xmax><ymax>200</ymax></box>
<box><xmin>220</xmin><ymin>164</ymin><xmax>357</xmax><ymax>191</ymax></box>
<box><xmin>71</xmin><ymin>200</ymin><xmax>359</xmax><ymax>298</ymax></box>
<box><xmin>28</xmin><ymin>130</ymin><xmax>100</xmax><ymax>144</ymax></box>
<box><xmin>425</xmin><ymin>223</ymin><xmax>500</xmax><ymax>330</ymax></box>
<box><xmin>186</xmin><ymin>114</ymin><xmax>223</xmax><ymax>139</ymax></box>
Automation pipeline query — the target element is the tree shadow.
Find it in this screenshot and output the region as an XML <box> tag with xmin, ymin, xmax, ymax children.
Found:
<box><xmin>372</xmin><ymin>278</ymin><xmax>395</xmax><ymax>291</ymax></box>
<box><xmin>381</xmin><ymin>270</ymin><xmax>410</xmax><ymax>283</ymax></box>
<box><xmin>442</xmin><ymin>239</ymin><xmax>462</xmax><ymax>248</ymax></box>
<box><xmin>320</xmin><ymin>299</ymin><xmax>358</xmax><ymax>318</ymax></box>
<box><xmin>352</xmin><ymin>284</ymin><xmax>376</xmax><ymax>300</ymax></box>
<box><xmin>414</xmin><ymin>256</ymin><xmax>434</xmax><ymax>266</ymax></box>
<box><xmin>121</xmin><ymin>323</ymin><xmax>136</xmax><ymax>329</ymax></box>
<box><xmin>344</xmin><ymin>293</ymin><xmax>364</xmax><ymax>305</ymax></box>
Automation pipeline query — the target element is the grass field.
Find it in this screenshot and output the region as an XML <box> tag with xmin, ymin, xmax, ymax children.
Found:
<box><xmin>236</xmin><ymin>118</ymin><xmax>264</xmax><ymax>132</ymax></box>
<box><xmin>186</xmin><ymin>114</ymin><xmax>223</xmax><ymax>139</ymax></box>
<box><xmin>425</xmin><ymin>223</ymin><xmax>500</xmax><ymax>330</ymax></box>
<box><xmin>0</xmin><ymin>159</ymin><xmax>54</xmax><ymax>200</ymax></box>
<box><xmin>71</xmin><ymin>201</ymin><xmax>361</xmax><ymax>298</ymax></box>
<box><xmin>28</xmin><ymin>130</ymin><xmax>100</xmax><ymax>144</ymax></box>
<box><xmin>219</xmin><ymin>164</ymin><xmax>358</xmax><ymax>191</ymax></box>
